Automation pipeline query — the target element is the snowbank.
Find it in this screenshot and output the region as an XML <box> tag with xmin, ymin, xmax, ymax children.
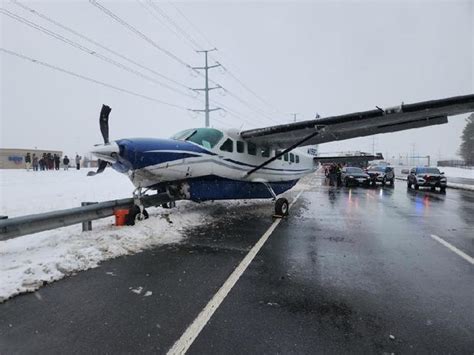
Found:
<box><xmin>0</xmin><ymin>205</ymin><xmax>197</xmax><ymax>302</ymax></box>
<box><xmin>0</xmin><ymin>168</ymin><xmax>133</xmax><ymax>217</ymax></box>
<box><xmin>438</xmin><ymin>166</ymin><xmax>474</xmax><ymax>180</ymax></box>
<box><xmin>0</xmin><ymin>169</ymin><xmax>285</xmax><ymax>302</ymax></box>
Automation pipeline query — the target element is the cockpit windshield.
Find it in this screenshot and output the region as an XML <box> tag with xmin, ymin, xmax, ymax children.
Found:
<box><xmin>171</xmin><ymin>128</ymin><xmax>223</xmax><ymax>149</ymax></box>
<box><xmin>171</xmin><ymin>129</ymin><xmax>195</xmax><ymax>141</ymax></box>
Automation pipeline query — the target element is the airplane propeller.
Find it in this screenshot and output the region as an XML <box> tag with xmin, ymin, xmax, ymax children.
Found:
<box><xmin>100</xmin><ymin>104</ymin><xmax>111</xmax><ymax>144</ymax></box>
<box><xmin>87</xmin><ymin>104</ymin><xmax>113</xmax><ymax>177</ymax></box>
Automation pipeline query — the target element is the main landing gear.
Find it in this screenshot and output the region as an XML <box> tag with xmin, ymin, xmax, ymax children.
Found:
<box><xmin>263</xmin><ymin>182</ymin><xmax>289</xmax><ymax>218</ymax></box>
<box><xmin>126</xmin><ymin>187</ymin><xmax>150</xmax><ymax>226</ymax></box>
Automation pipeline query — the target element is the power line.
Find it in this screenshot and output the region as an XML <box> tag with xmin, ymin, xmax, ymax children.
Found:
<box><xmin>89</xmin><ymin>0</ymin><xmax>277</xmax><ymax>125</ymax></box>
<box><xmin>218</xmin><ymin>61</ymin><xmax>285</xmax><ymax>116</ymax></box>
<box><xmin>169</xmin><ymin>2</ymin><xmax>215</xmax><ymax>50</ymax></box>
<box><xmin>220</xmin><ymin>87</ymin><xmax>281</xmax><ymax>124</ymax></box>
<box><xmin>0</xmin><ymin>8</ymin><xmax>196</xmax><ymax>99</ymax></box>
<box><xmin>170</xmin><ymin>3</ymin><xmax>286</xmax><ymax>119</ymax></box>
<box><xmin>1</xmin><ymin>48</ymin><xmax>188</xmax><ymax>110</ymax></box>
<box><xmin>89</xmin><ymin>0</ymin><xmax>194</xmax><ymax>71</ymax></box>
<box><xmin>135</xmin><ymin>0</ymin><xmax>192</xmax><ymax>50</ymax></box>
<box><xmin>11</xmin><ymin>0</ymin><xmax>191</xmax><ymax>92</ymax></box>
<box><xmin>211</xmin><ymin>99</ymin><xmax>260</xmax><ymax>128</ymax></box>
<box><xmin>142</xmin><ymin>0</ymin><xmax>203</xmax><ymax>51</ymax></box>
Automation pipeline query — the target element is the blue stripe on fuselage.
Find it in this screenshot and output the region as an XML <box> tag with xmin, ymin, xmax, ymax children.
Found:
<box><xmin>114</xmin><ymin>138</ymin><xmax>214</xmax><ymax>170</ymax></box>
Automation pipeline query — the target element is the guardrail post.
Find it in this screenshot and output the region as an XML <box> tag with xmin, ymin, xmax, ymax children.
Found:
<box><xmin>81</xmin><ymin>202</ymin><xmax>98</xmax><ymax>232</ymax></box>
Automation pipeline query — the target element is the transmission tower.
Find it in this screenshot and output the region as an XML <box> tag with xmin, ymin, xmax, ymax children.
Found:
<box><xmin>190</xmin><ymin>49</ymin><xmax>221</xmax><ymax>127</ymax></box>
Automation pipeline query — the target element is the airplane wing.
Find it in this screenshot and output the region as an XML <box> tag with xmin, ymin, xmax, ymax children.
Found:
<box><xmin>240</xmin><ymin>94</ymin><xmax>474</xmax><ymax>148</ymax></box>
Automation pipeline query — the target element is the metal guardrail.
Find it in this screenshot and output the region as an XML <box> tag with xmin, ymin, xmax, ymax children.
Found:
<box><xmin>0</xmin><ymin>193</ymin><xmax>172</xmax><ymax>241</ymax></box>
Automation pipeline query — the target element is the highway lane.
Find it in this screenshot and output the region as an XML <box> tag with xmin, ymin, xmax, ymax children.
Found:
<box><xmin>0</xmin><ymin>176</ymin><xmax>473</xmax><ymax>354</ymax></box>
<box><xmin>189</xmin><ymin>177</ymin><xmax>474</xmax><ymax>354</ymax></box>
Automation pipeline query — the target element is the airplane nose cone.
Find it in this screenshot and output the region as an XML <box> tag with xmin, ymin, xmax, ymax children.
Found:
<box><xmin>90</xmin><ymin>142</ymin><xmax>120</xmax><ymax>163</ymax></box>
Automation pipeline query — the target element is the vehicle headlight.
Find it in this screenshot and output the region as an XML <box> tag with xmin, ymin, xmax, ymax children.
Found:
<box><xmin>349</xmin><ymin>175</ymin><xmax>354</xmax><ymax>178</ymax></box>
<box><xmin>440</xmin><ymin>178</ymin><xmax>447</xmax><ymax>182</ymax></box>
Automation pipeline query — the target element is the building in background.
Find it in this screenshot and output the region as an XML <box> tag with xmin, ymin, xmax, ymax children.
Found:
<box><xmin>0</xmin><ymin>148</ymin><xmax>63</xmax><ymax>169</ymax></box>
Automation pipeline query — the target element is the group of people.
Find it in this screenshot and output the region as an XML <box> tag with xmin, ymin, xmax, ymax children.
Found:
<box><xmin>25</xmin><ymin>152</ymin><xmax>82</xmax><ymax>171</ymax></box>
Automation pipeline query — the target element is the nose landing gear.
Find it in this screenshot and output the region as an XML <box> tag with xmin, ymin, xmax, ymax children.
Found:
<box><xmin>126</xmin><ymin>187</ymin><xmax>150</xmax><ymax>226</ymax></box>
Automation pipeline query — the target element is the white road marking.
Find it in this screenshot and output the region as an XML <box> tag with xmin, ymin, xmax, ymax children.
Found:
<box><xmin>430</xmin><ymin>234</ymin><xmax>474</xmax><ymax>265</ymax></box>
<box><xmin>167</xmin><ymin>191</ymin><xmax>304</xmax><ymax>355</ymax></box>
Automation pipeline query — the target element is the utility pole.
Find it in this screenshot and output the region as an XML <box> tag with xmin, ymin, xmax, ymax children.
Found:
<box><xmin>190</xmin><ymin>49</ymin><xmax>221</xmax><ymax>127</ymax></box>
<box><xmin>290</xmin><ymin>113</ymin><xmax>300</xmax><ymax>122</ymax></box>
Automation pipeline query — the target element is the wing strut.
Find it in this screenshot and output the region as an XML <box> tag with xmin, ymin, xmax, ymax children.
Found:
<box><xmin>245</xmin><ymin>129</ymin><xmax>321</xmax><ymax>177</ymax></box>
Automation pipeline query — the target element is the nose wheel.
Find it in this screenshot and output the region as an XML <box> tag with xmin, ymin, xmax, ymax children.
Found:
<box><xmin>126</xmin><ymin>187</ymin><xmax>150</xmax><ymax>226</ymax></box>
<box><xmin>126</xmin><ymin>205</ymin><xmax>149</xmax><ymax>226</ymax></box>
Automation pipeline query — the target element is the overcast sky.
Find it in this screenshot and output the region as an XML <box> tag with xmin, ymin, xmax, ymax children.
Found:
<box><xmin>1</xmin><ymin>0</ymin><xmax>473</xmax><ymax>160</ymax></box>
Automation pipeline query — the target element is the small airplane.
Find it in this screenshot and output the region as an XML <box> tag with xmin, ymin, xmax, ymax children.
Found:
<box><xmin>89</xmin><ymin>94</ymin><xmax>474</xmax><ymax>223</ymax></box>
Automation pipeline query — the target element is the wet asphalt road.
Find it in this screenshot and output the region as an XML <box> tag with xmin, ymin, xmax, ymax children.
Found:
<box><xmin>1</xmin><ymin>176</ymin><xmax>473</xmax><ymax>354</ymax></box>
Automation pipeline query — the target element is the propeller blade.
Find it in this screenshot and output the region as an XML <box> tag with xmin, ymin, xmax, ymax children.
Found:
<box><xmin>99</xmin><ymin>104</ymin><xmax>112</xmax><ymax>144</ymax></box>
<box><xmin>87</xmin><ymin>159</ymin><xmax>109</xmax><ymax>176</ymax></box>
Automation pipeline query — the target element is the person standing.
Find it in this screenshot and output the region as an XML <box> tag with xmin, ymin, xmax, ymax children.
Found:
<box><xmin>25</xmin><ymin>152</ymin><xmax>31</xmax><ymax>171</ymax></box>
<box><xmin>54</xmin><ymin>154</ymin><xmax>60</xmax><ymax>170</ymax></box>
<box><xmin>32</xmin><ymin>153</ymin><xmax>39</xmax><ymax>171</ymax></box>
<box><xmin>45</xmin><ymin>153</ymin><xmax>50</xmax><ymax>170</ymax></box>
<box><xmin>63</xmin><ymin>155</ymin><xmax>70</xmax><ymax>171</ymax></box>
<box><xmin>75</xmin><ymin>154</ymin><xmax>81</xmax><ymax>170</ymax></box>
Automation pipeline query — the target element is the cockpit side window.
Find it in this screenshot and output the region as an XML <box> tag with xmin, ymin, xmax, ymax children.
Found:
<box><xmin>184</xmin><ymin>128</ymin><xmax>223</xmax><ymax>148</ymax></box>
<box><xmin>220</xmin><ymin>138</ymin><xmax>234</xmax><ymax>152</ymax></box>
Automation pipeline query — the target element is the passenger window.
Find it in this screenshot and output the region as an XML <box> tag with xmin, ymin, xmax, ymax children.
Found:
<box><xmin>261</xmin><ymin>147</ymin><xmax>270</xmax><ymax>158</ymax></box>
<box><xmin>284</xmin><ymin>153</ymin><xmax>289</xmax><ymax>162</ymax></box>
<box><xmin>276</xmin><ymin>150</ymin><xmax>283</xmax><ymax>160</ymax></box>
<box><xmin>295</xmin><ymin>155</ymin><xmax>300</xmax><ymax>163</ymax></box>
<box><xmin>247</xmin><ymin>142</ymin><xmax>257</xmax><ymax>156</ymax></box>
<box><xmin>290</xmin><ymin>153</ymin><xmax>295</xmax><ymax>163</ymax></box>
<box><xmin>220</xmin><ymin>138</ymin><xmax>233</xmax><ymax>152</ymax></box>
<box><xmin>237</xmin><ymin>141</ymin><xmax>245</xmax><ymax>153</ymax></box>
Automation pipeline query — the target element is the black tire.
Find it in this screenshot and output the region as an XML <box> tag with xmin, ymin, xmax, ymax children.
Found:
<box><xmin>389</xmin><ymin>179</ymin><xmax>394</xmax><ymax>186</ymax></box>
<box><xmin>345</xmin><ymin>178</ymin><xmax>349</xmax><ymax>187</ymax></box>
<box><xmin>382</xmin><ymin>177</ymin><xmax>387</xmax><ymax>186</ymax></box>
<box><xmin>407</xmin><ymin>181</ymin><xmax>411</xmax><ymax>189</ymax></box>
<box><xmin>431</xmin><ymin>186</ymin><xmax>436</xmax><ymax>192</ymax></box>
<box><xmin>275</xmin><ymin>197</ymin><xmax>289</xmax><ymax>216</ymax></box>
<box><xmin>440</xmin><ymin>186</ymin><xmax>446</xmax><ymax>193</ymax></box>
<box><xmin>126</xmin><ymin>205</ymin><xmax>149</xmax><ymax>226</ymax></box>
<box><xmin>414</xmin><ymin>184</ymin><xmax>419</xmax><ymax>190</ymax></box>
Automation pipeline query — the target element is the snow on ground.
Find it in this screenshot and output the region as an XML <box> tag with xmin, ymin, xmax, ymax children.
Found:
<box><xmin>438</xmin><ymin>166</ymin><xmax>474</xmax><ymax>180</ymax></box>
<box><xmin>392</xmin><ymin>165</ymin><xmax>473</xmax><ymax>180</ymax></box>
<box><xmin>0</xmin><ymin>168</ymin><xmax>133</xmax><ymax>217</ymax></box>
<box><xmin>0</xmin><ymin>168</ymin><xmax>284</xmax><ymax>303</ymax></box>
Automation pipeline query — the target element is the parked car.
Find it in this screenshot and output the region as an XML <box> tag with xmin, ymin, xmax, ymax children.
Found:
<box><xmin>407</xmin><ymin>167</ymin><xmax>447</xmax><ymax>192</ymax></box>
<box><xmin>366</xmin><ymin>166</ymin><xmax>395</xmax><ymax>186</ymax></box>
<box><xmin>341</xmin><ymin>167</ymin><xmax>371</xmax><ymax>186</ymax></box>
